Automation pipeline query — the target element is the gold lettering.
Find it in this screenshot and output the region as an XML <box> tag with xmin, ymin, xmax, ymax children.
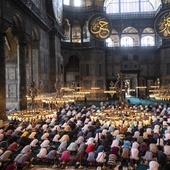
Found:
<box><xmin>90</xmin><ymin>17</ymin><xmax>102</xmax><ymax>34</ymax></box>
<box><xmin>99</xmin><ymin>28</ymin><xmax>110</xmax><ymax>39</ymax></box>
<box><xmin>90</xmin><ymin>16</ymin><xmax>110</xmax><ymax>39</ymax></box>
<box><xmin>158</xmin><ymin>12</ymin><xmax>170</xmax><ymax>37</ymax></box>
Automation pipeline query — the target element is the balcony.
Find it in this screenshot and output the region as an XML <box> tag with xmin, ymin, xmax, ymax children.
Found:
<box><xmin>63</xmin><ymin>5</ymin><xmax>104</xmax><ymax>12</ymax></box>
<box><xmin>61</xmin><ymin>41</ymin><xmax>105</xmax><ymax>49</ymax></box>
<box><xmin>13</xmin><ymin>0</ymin><xmax>52</xmax><ymax>29</ymax></box>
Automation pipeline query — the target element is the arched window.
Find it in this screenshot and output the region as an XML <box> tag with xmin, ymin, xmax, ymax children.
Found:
<box><xmin>72</xmin><ymin>21</ymin><xmax>81</xmax><ymax>43</ymax></box>
<box><xmin>141</xmin><ymin>27</ymin><xmax>155</xmax><ymax>46</ymax></box>
<box><xmin>121</xmin><ymin>27</ymin><xmax>139</xmax><ymax>46</ymax></box>
<box><xmin>141</xmin><ymin>36</ymin><xmax>154</xmax><ymax>46</ymax></box>
<box><xmin>106</xmin><ymin>38</ymin><xmax>114</xmax><ymax>47</ymax></box>
<box><xmin>121</xmin><ymin>36</ymin><xmax>134</xmax><ymax>47</ymax></box>
<box><xmin>106</xmin><ymin>29</ymin><xmax>119</xmax><ymax>47</ymax></box>
<box><xmin>62</xmin><ymin>19</ymin><xmax>70</xmax><ymax>42</ymax></box>
<box><xmin>63</xmin><ymin>0</ymin><xmax>81</xmax><ymax>6</ymax></box>
<box><xmin>64</xmin><ymin>0</ymin><xmax>69</xmax><ymax>5</ymax></box>
<box><xmin>74</xmin><ymin>0</ymin><xmax>81</xmax><ymax>6</ymax></box>
<box><xmin>83</xmin><ymin>21</ymin><xmax>90</xmax><ymax>42</ymax></box>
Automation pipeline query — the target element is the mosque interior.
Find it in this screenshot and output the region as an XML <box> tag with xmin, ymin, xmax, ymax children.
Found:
<box><xmin>0</xmin><ymin>0</ymin><xmax>169</xmax><ymax>117</ymax></box>
<box><xmin>1</xmin><ymin>0</ymin><xmax>170</xmax><ymax>169</ymax></box>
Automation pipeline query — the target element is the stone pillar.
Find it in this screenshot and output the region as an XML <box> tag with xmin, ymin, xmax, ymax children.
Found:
<box><xmin>138</xmin><ymin>34</ymin><xmax>141</xmax><ymax>46</ymax></box>
<box><xmin>70</xmin><ymin>23</ymin><xmax>72</xmax><ymax>43</ymax></box>
<box><xmin>81</xmin><ymin>25</ymin><xmax>83</xmax><ymax>43</ymax></box>
<box><xmin>0</xmin><ymin>22</ymin><xmax>7</xmax><ymax>121</ymax></box>
<box><xmin>49</xmin><ymin>32</ymin><xmax>57</xmax><ymax>92</ymax></box>
<box><xmin>0</xmin><ymin>0</ymin><xmax>7</xmax><ymax>121</ymax></box>
<box><xmin>32</xmin><ymin>41</ymin><xmax>39</xmax><ymax>85</ymax></box>
<box><xmin>17</xmin><ymin>39</ymin><xmax>27</xmax><ymax>110</ymax></box>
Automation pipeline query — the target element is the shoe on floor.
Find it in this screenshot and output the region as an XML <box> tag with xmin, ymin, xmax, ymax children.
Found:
<box><xmin>78</xmin><ymin>165</ymin><xmax>83</xmax><ymax>169</ymax></box>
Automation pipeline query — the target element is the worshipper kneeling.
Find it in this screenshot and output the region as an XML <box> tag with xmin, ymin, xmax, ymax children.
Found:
<box><xmin>96</xmin><ymin>150</ymin><xmax>107</xmax><ymax>169</ymax></box>
<box><xmin>141</xmin><ymin>151</ymin><xmax>155</xmax><ymax>165</ymax></box>
<box><xmin>161</xmin><ymin>145</ymin><xmax>170</xmax><ymax>170</ymax></box>
<box><xmin>5</xmin><ymin>163</ymin><xmax>17</xmax><ymax>170</ymax></box>
<box><xmin>0</xmin><ymin>150</ymin><xmax>12</xmax><ymax>167</ymax></box>
<box><xmin>45</xmin><ymin>150</ymin><xmax>59</xmax><ymax>168</ymax></box>
<box><xmin>121</xmin><ymin>139</ymin><xmax>131</xmax><ymax>163</ymax></box>
<box><xmin>37</xmin><ymin>148</ymin><xmax>48</xmax><ymax>160</ymax></box>
<box><xmin>129</xmin><ymin>141</ymin><xmax>139</xmax><ymax>168</ymax></box>
<box><xmin>67</xmin><ymin>141</ymin><xmax>78</xmax><ymax>154</ymax></box>
<box><xmin>0</xmin><ymin>141</ymin><xmax>8</xmax><ymax>151</ymax></box>
<box><xmin>59</xmin><ymin>149</ymin><xmax>70</xmax><ymax>169</ymax></box>
<box><xmin>130</xmin><ymin>148</ymin><xmax>139</xmax><ymax>169</ymax></box>
<box><xmin>110</xmin><ymin>139</ymin><xmax>120</xmax><ymax>160</ymax></box>
<box><xmin>14</xmin><ymin>152</ymin><xmax>34</xmax><ymax>169</ymax></box>
<box><xmin>0</xmin><ymin>150</ymin><xmax>12</xmax><ymax>162</ymax></box>
<box><xmin>147</xmin><ymin>161</ymin><xmax>160</xmax><ymax>170</ymax></box>
<box><xmin>86</xmin><ymin>151</ymin><xmax>96</xmax><ymax>167</ymax></box>
<box><xmin>74</xmin><ymin>150</ymin><xmax>84</xmax><ymax>169</ymax></box>
<box><xmin>7</xmin><ymin>142</ymin><xmax>19</xmax><ymax>152</ymax></box>
<box><xmin>107</xmin><ymin>153</ymin><xmax>118</xmax><ymax>169</ymax></box>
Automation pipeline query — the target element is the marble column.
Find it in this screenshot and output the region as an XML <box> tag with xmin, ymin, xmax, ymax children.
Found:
<box><xmin>17</xmin><ymin>39</ymin><xmax>27</xmax><ymax>110</ymax></box>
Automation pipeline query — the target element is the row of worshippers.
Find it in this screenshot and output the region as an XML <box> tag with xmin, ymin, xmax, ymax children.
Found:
<box><xmin>0</xmin><ymin>102</ymin><xmax>170</xmax><ymax>169</ymax></box>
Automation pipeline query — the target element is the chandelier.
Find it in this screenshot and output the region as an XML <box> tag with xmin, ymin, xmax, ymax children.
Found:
<box><xmin>149</xmin><ymin>78</ymin><xmax>170</xmax><ymax>100</ymax></box>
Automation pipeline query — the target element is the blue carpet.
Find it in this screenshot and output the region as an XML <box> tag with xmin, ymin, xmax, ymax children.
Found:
<box><xmin>126</xmin><ymin>96</ymin><xmax>169</xmax><ymax>106</ymax></box>
<box><xmin>137</xmin><ymin>164</ymin><xmax>149</xmax><ymax>170</ymax></box>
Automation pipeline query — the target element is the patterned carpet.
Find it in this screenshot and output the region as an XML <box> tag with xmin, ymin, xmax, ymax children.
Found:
<box><xmin>28</xmin><ymin>165</ymin><xmax>96</xmax><ymax>170</ymax></box>
<box><xmin>27</xmin><ymin>164</ymin><xmax>149</xmax><ymax>170</ymax></box>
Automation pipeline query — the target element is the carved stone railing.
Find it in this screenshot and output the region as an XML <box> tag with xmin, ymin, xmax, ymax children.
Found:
<box><xmin>63</xmin><ymin>5</ymin><xmax>104</xmax><ymax>12</ymax></box>
<box><xmin>18</xmin><ymin>0</ymin><xmax>53</xmax><ymax>28</ymax></box>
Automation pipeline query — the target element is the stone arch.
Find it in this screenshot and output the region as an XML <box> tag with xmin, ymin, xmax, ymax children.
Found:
<box><xmin>65</xmin><ymin>55</ymin><xmax>80</xmax><ymax>86</ymax></box>
<box><xmin>106</xmin><ymin>29</ymin><xmax>119</xmax><ymax>47</ymax></box>
<box><xmin>62</xmin><ymin>19</ymin><xmax>70</xmax><ymax>41</ymax></box>
<box><xmin>12</xmin><ymin>13</ymin><xmax>24</xmax><ymax>32</ymax></box>
<box><xmin>32</xmin><ymin>27</ymin><xmax>39</xmax><ymax>41</ymax></box>
<box><xmin>141</xmin><ymin>27</ymin><xmax>155</xmax><ymax>46</ymax></box>
<box><xmin>66</xmin><ymin>55</ymin><xmax>79</xmax><ymax>71</ymax></box>
<box><xmin>121</xmin><ymin>27</ymin><xmax>139</xmax><ymax>46</ymax></box>
<box><xmin>72</xmin><ymin>20</ymin><xmax>81</xmax><ymax>43</ymax></box>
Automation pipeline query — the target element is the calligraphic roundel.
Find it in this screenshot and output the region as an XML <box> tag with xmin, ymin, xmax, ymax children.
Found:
<box><xmin>88</xmin><ymin>13</ymin><xmax>112</xmax><ymax>40</ymax></box>
<box><xmin>154</xmin><ymin>10</ymin><xmax>170</xmax><ymax>39</ymax></box>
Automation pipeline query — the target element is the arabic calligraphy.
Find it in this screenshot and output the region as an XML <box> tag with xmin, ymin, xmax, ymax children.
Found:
<box><xmin>88</xmin><ymin>14</ymin><xmax>111</xmax><ymax>40</ymax></box>
<box><xmin>155</xmin><ymin>11</ymin><xmax>170</xmax><ymax>38</ymax></box>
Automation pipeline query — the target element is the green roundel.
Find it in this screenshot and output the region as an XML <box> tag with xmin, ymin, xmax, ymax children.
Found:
<box><xmin>88</xmin><ymin>13</ymin><xmax>112</xmax><ymax>40</ymax></box>
<box><xmin>155</xmin><ymin>10</ymin><xmax>170</xmax><ymax>39</ymax></box>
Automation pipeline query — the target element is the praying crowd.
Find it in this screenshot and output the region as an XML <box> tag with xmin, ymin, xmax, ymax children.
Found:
<box><xmin>0</xmin><ymin>101</ymin><xmax>170</xmax><ymax>170</ymax></box>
